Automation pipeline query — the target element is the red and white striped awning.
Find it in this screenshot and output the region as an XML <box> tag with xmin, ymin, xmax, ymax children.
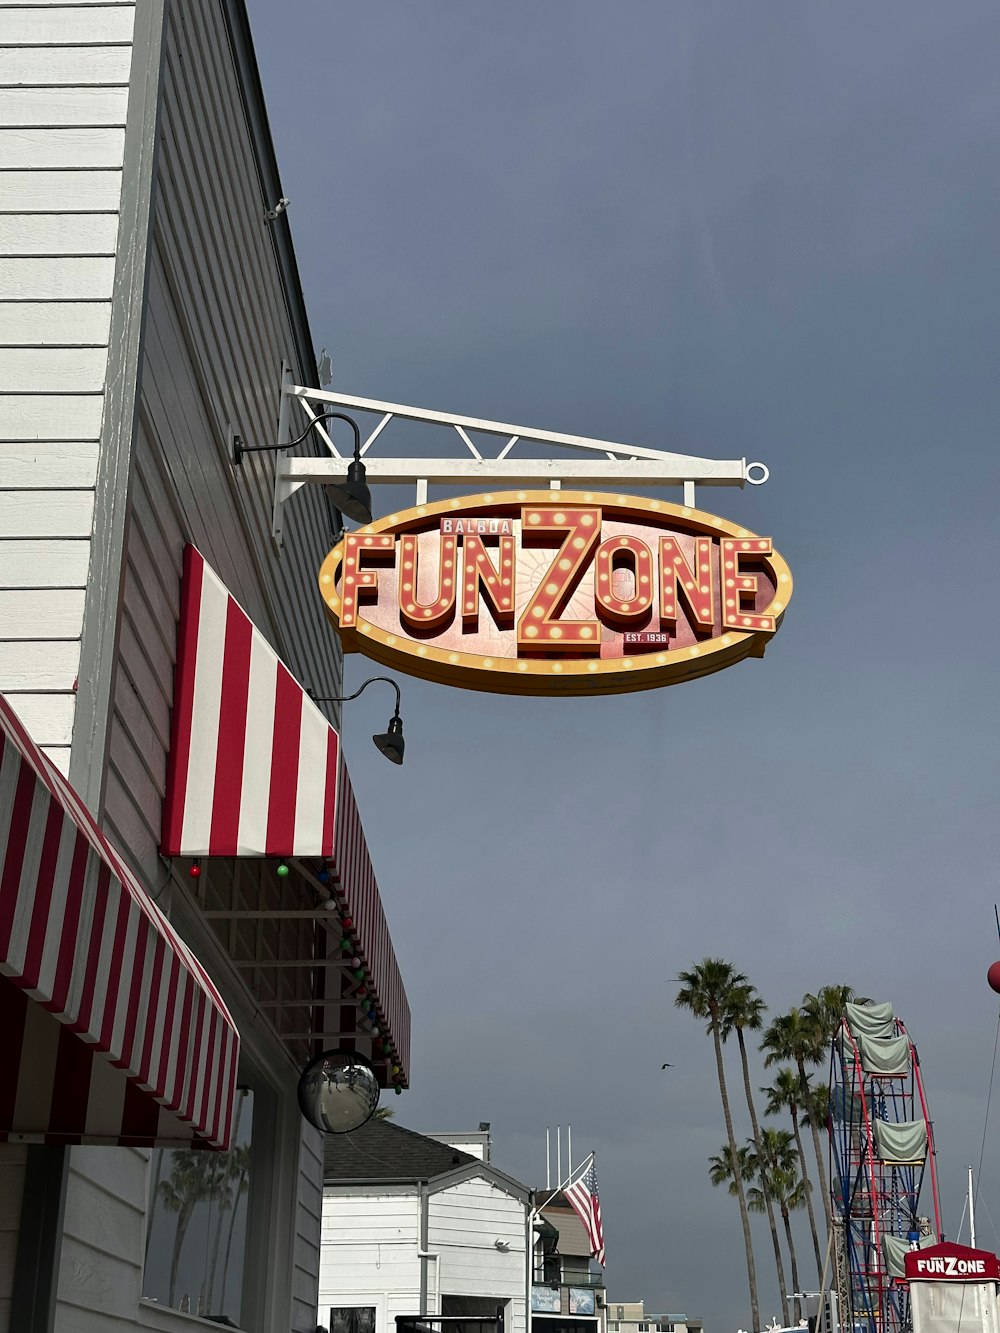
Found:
<box><xmin>161</xmin><ymin>545</ymin><xmax>410</xmax><ymax>1082</ymax></box>
<box><xmin>0</xmin><ymin>693</ymin><xmax>239</xmax><ymax>1149</ymax></box>
<box><xmin>162</xmin><ymin>545</ymin><xmax>340</xmax><ymax>858</ymax></box>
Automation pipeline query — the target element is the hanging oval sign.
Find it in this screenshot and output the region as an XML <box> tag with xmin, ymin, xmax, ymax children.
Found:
<box><xmin>317</xmin><ymin>491</ymin><xmax>792</xmax><ymax>696</ymax></box>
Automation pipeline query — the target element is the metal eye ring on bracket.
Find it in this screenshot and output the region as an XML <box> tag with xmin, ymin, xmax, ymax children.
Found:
<box><xmin>745</xmin><ymin>461</ymin><xmax>769</xmax><ymax>485</ymax></box>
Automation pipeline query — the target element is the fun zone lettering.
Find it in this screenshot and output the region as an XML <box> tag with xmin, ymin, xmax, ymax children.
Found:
<box><xmin>317</xmin><ymin>492</ymin><xmax>792</xmax><ymax>696</ymax></box>
<box><xmin>915</xmin><ymin>1257</ymin><xmax>987</xmax><ymax>1277</ymax></box>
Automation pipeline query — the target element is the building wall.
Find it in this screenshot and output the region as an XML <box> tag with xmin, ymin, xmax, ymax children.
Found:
<box><xmin>320</xmin><ymin>1177</ymin><xmax>529</xmax><ymax>1333</ymax></box>
<box><xmin>429</xmin><ymin>1176</ymin><xmax>527</xmax><ymax>1333</ymax></box>
<box><xmin>0</xmin><ymin>0</ymin><xmax>137</xmax><ymax>776</ymax></box>
<box><xmin>0</xmin><ymin>0</ymin><xmax>347</xmax><ymax>1330</ymax></box>
<box><xmin>94</xmin><ymin>2</ymin><xmax>342</xmax><ymax>1324</ymax></box>
<box><xmin>53</xmin><ymin>0</ymin><xmax>341</xmax><ymax>1328</ymax></box>
<box><xmin>319</xmin><ymin>1185</ymin><xmax>422</xmax><ymax>1330</ymax></box>
<box><xmin>539</xmin><ymin>1205</ymin><xmax>592</xmax><ymax>1259</ymax></box>
<box><xmin>0</xmin><ymin>5</ymin><xmax>139</xmax><ymax>1329</ymax></box>
<box><xmin>56</xmin><ymin>1146</ymin><xmax>149</xmax><ymax>1329</ymax></box>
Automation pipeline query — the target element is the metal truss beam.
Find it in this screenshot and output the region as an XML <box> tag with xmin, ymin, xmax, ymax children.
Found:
<box><xmin>263</xmin><ymin>378</ymin><xmax>769</xmax><ymax>545</ymax></box>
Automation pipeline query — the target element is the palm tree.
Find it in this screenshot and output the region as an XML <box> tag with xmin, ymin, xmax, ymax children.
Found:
<box><xmin>159</xmin><ymin>1151</ymin><xmax>215</xmax><ymax>1307</ymax></box>
<box><xmin>677</xmin><ymin>960</ymin><xmax>761</xmax><ymax>1333</ymax></box>
<box><xmin>802</xmin><ymin>986</ymin><xmax>860</xmax><ymax>1048</ymax></box>
<box><xmin>204</xmin><ymin>1088</ymin><xmax>250</xmax><ymax>1310</ymax></box>
<box><xmin>748</xmin><ymin>1128</ymin><xmax>809</xmax><ymax>1324</ymax></box>
<box><xmin>761</xmin><ymin>1008</ymin><xmax>830</xmax><ymax>1212</ymax></box>
<box><xmin>763</xmin><ymin>1066</ymin><xmax>823</xmax><ymax>1278</ymax></box>
<box><xmin>145</xmin><ymin>1150</ymin><xmax>166</xmax><ymax>1267</ymax></box>
<box><xmin>709</xmin><ymin>1142</ymin><xmax>755</xmax><ymax>1193</ymax></box>
<box><xmin>219</xmin><ymin>1143</ymin><xmax>252</xmax><ymax>1312</ymax></box>
<box><xmin>204</xmin><ymin>1155</ymin><xmax>238</xmax><ymax>1312</ymax></box>
<box><xmin>722</xmin><ymin>983</ymin><xmax>789</xmax><ymax>1322</ymax></box>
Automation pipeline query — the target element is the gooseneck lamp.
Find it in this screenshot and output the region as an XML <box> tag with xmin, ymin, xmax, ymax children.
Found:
<box><xmin>234</xmin><ymin>411</ymin><xmax>373</xmax><ymax>526</ymax></box>
<box><xmin>310</xmin><ymin>677</ymin><xmax>405</xmax><ymax>765</ymax></box>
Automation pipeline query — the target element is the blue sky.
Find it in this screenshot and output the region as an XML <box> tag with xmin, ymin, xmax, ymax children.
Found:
<box><xmin>245</xmin><ymin>4</ymin><xmax>1000</xmax><ymax>1328</ymax></box>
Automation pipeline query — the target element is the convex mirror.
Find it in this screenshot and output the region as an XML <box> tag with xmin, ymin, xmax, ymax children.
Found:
<box><xmin>297</xmin><ymin>1048</ymin><xmax>380</xmax><ymax>1133</ymax></box>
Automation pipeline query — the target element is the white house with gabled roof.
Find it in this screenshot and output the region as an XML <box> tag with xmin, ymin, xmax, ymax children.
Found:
<box><xmin>319</xmin><ymin>1121</ymin><xmax>533</xmax><ymax>1333</ymax></box>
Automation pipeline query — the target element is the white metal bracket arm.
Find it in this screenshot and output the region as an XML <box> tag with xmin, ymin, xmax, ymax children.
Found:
<box><xmin>264</xmin><ymin>378</ymin><xmax>769</xmax><ymax>546</ymax></box>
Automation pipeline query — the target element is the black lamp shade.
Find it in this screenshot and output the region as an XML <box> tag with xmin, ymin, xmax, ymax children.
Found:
<box><xmin>372</xmin><ymin>714</ymin><xmax>404</xmax><ymax>765</ymax></box>
<box><xmin>325</xmin><ymin>457</ymin><xmax>372</xmax><ymax>525</ymax></box>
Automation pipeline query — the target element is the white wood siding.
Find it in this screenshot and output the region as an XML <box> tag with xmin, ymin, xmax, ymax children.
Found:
<box><xmin>0</xmin><ymin>0</ymin><xmax>134</xmax><ymax>778</ymax></box>
<box><xmin>319</xmin><ymin>1187</ymin><xmax>422</xmax><ymax>1324</ymax></box>
<box><xmin>429</xmin><ymin>1178</ymin><xmax>527</xmax><ymax>1333</ymax></box>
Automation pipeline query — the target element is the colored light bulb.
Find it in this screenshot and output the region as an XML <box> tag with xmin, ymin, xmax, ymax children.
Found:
<box><xmin>189</xmin><ymin>861</ymin><xmax>202</xmax><ymax>879</ymax></box>
<box><xmin>276</xmin><ymin>861</ymin><xmax>290</xmax><ymax>878</ymax></box>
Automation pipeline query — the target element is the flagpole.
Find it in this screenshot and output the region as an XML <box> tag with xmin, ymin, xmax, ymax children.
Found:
<box><xmin>530</xmin><ymin>1150</ymin><xmax>594</xmax><ymax>1222</ymax></box>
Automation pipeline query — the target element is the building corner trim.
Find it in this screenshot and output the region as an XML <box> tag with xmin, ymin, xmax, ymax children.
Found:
<box><xmin>70</xmin><ymin>0</ymin><xmax>168</xmax><ymax>813</ymax></box>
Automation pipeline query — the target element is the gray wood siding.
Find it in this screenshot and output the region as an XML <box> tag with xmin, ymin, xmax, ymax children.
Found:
<box><xmin>294</xmin><ymin>1122</ymin><xmax>325</xmax><ymax>1330</ymax></box>
<box><xmin>98</xmin><ymin>1</ymin><xmax>342</xmax><ymax>1328</ymax></box>
<box><xmin>57</xmin><ymin>1147</ymin><xmax>148</xmax><ymax>1330</ymax></box>
<box><xmin>0</xmin><ymin>0</ymin><xmax>135</xmax><ymax>775</ymax></box>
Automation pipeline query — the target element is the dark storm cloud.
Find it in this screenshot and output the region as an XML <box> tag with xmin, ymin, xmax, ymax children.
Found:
<box><xmin>246</xmin><ymin>3</ymin><xmax>1000</xmax><ymax>1328</ymax></box>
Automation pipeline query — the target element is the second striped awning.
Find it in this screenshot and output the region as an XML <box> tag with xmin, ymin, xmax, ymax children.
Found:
<box><xmin>0</xmin><ymin>692</ymin><xmax>239</xmax><ymax>1148</ymax></box>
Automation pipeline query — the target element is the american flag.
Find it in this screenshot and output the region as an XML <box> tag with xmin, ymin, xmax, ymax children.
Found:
<box><xmin>564</xmin><ymin>1154</ymin><xmax>605</xmax><ymax>1267</ymax></box>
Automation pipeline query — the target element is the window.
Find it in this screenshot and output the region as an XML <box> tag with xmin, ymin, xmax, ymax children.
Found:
<box><xmin>330</xmin><ymin>1308</ymin><xmax>376</xmax><ymax>1333</ymax></box>
<box><xmin>142</xmin><ymin>1088</ymin><xmax>254</xmax><ymax>1322</ymax></box>
<box><xmin>639</xmin><ymin>1323</ymin><xmax>650</xmax><ymax>1330</ymax></box>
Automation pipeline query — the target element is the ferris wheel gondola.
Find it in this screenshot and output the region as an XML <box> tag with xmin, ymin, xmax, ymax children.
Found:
<box><xmin>828</xmin><ymin>1001</ymin><xmax>942</xmax><ymax>1333</ymax></box>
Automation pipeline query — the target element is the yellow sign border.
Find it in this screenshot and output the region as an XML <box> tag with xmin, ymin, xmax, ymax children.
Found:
<box><xmin>317</xmin><ymin>491</ymin><xmax>792</xmax><ymax>696</ymax></box>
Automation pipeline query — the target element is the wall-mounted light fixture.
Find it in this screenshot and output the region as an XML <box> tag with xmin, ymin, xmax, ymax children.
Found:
<box><xmin>234</xmin><ymin>410</ymin><xmax>373</xmax><ymax>525</ymax></box>
<box><xmin>310</xmin><ymin>676</ymin><xmax>405</xmax><ymax>765</ymax></box>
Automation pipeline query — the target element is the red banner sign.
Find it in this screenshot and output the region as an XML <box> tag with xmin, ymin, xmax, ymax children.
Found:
<box><xmin>906</xmin><ymin>1242</ymin><xmax>1000</xmax><ymax>1282</ymax></box>
<box><xmin>318</xmin><ymin>491</ymin><xmax>792</xmax><ymax>695</ymax></box>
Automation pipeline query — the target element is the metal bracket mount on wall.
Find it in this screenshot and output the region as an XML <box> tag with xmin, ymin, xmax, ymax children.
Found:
<box><xmin>267</xmin><ymin>377</ymin><xmax>769</xmax><ymax>546</ymax></box>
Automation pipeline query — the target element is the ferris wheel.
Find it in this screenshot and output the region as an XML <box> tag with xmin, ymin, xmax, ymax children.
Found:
<box><xmin>828</xmin><ymin>1000</ymin><xmax>942</xmax><ymax>1333</ymax></box>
